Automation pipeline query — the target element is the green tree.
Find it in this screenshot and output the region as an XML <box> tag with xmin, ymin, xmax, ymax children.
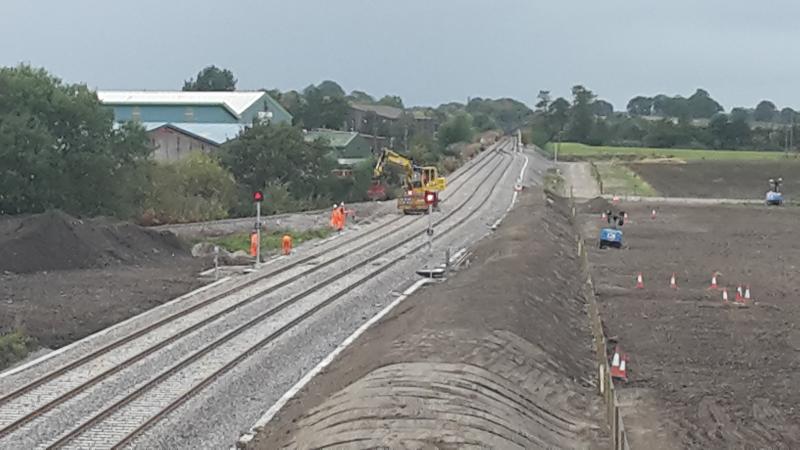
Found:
<box><xmin>316</xmin><ymin>80</ymin><xmax>346</xmax><ymax>98</ymax></box>
<box><xmin>0</xmin><ymin>65</ymin><xmax>152</xmax><ymax>217</ymax></box>
<box><xmin>465</xmin><ymin>97</ymin><xmax>533</xmax><ymax>133</ymax></box>
<box><xmin>535</xmin><ymin>90</ymin><xmax>551</xmax><ymax>111</ymax></box>
<box><xmin>220</xmin><ymin>123</ymin><xmax>335</xmax><ymax>202</ymax></box>
<box><xmin>377</xmin><ymin>95</ymin><xmax>404</xmax><ymax>108</ymax></box>
<box><xmin>730</xmin><ymin>107</ymin><xmax>751</xmax><ymax>122</ymax></box>
<box><xmin>548</xmin><ymin>98</ymin><xmax>570</xmax><ymax>131</ymax></box>
<box><xmin>754</xmin><ymin>100</ymin><xmax>778</xmax><ymax>122</ymax></box>
<box><xmin>709</xmin><ymin>113</ymin><xmax>751</xmax><ymax>149</ymax></box>
<box><xmin>687</xmin><ymin>89</ymin><xmax>723</xmax><ymax>119</ymax></box>
<box><xmin>182</xmin><ymin>65</ymin><xmax>237</xmax><ymax>91</ymax></box>
<box><xmin>298</xmin><ymin>86</ymin><xmax>349</xmax><ymax>129</ymax></box>
<box><xmin>472</xmin><ymin>112</ymin><xmax>498</xmax><ymax>131</ymax></box>
<box><xmin>566</xmin><ymin>85</ymin><xmax>596</xmax><ymax>143</ymax></box>
<box><xmin>591</xmin><ymin>100</ymin><xmax>614</xmax><ymax>117</ymax></box>
<box><xmin>627</xmin><ymin>96</ymin><xmax>653</xmax><ymax>116</ymax></box>
<box><xmin>437</xmin><ymin>113</ymin><xmax>474</xmax><ymax>148</ymax></box>
<box><xmin>780</xmin><ymin>107</ymin><xmax>796</xmax><ymax>124</ymax></box>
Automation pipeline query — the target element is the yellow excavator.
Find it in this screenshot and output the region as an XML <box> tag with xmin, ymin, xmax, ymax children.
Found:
<box><xmin>372</xmin><ymin>148</ymin><xmax>447</xmax><ymax>214</ymax></box>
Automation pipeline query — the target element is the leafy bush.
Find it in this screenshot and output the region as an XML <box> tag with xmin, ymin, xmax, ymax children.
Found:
<box><xmin>140</xmin><ymin>152</ymin><xmax>236</xmax><ymax>224</ymax></box>
<box><xmin>0</xmin><ymin>330</ymin><xmax>32</xmax><ymax>370</ymax></box>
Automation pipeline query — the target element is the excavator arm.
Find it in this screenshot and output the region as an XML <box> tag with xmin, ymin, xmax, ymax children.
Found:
<box><xmin>373</xmin><ymin>148</ymin><xmax>419</xmax><ymax>187</ymax></box>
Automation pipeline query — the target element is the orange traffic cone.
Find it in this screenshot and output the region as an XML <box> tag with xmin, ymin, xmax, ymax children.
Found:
<box><xmin>709</xmin><ymin>273</ymin><xmax>719</xmax><ymax>289</ymax></box>
<box><xmin>610</xmin><ymin>347</ymin><xmax>628</xmax><ymax>382</ymax></box>
<box><xmin>601</xmin><ymin>212</ymin><xmax>607</xmax><ymax>221</ymax></box>
<box><xmin>735</xmin><ymin>285</ymin><xmax>743</xmax><ymax>302</ymax></box>
<box><xmin>636</xmin><ymin>272</ymin><xmax>644</xmax><ymax>289</ymax></box>
<box><xmin>722</xmin><ymin>287</ymin><xmax>729</xmax><ymax>303</ymax></box>
<box><xmin>670</xmin><ymin>272</ymin><xmax>677</xmax><ymax>289</ymax></box>
<box><xmin>744</xmin><ymin>285</ymin><xmax>752</xmax><ymax>302</ymax></box>
<box><xmin>624</xmin><ymin>212</ymin><xmax>629</xmax><ymax>220</ymax></box>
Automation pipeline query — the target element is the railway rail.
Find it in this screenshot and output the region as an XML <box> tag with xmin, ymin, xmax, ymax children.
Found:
<box><xmin>0</xmin><ymin>139</ymin><xmax>518</xmax><ymax>449</ymax></box>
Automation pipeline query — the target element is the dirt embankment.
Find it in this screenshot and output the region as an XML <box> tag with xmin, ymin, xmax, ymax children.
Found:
<box><xmin>0</xmin><ymin>210</ymin><xmax>186</xmax><ymax>274</ymax></box>
<box><xmin>630</xmin><ymin>160</ymin><xmax>800</xmax><ymax>199</ymax></box>
<box><xmin>0</xmin><ymin>210</ymin><xmax>206</xmax><ymax>353</ymax></box>
<box><xmin>250</xmin><ymin>191</ymin><xmax>609</xmax><ymax>449</ymax></box>
<box><xmin>580</xmin><ymin>202</ymin><xmax>800</xmax><ymax>449</ymax></box>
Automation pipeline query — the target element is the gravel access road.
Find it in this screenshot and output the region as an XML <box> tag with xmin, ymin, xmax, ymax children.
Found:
<box><xmin>0</xmin><ymin>139</ymin><xmax>527</xmax><ymax>449</ymax></box>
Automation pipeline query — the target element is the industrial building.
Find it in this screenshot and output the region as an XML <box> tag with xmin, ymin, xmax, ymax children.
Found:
<box><xmin>98</xmin><ymin>91</ymin><xmax>291</xmax><ymax>161</ymax></box>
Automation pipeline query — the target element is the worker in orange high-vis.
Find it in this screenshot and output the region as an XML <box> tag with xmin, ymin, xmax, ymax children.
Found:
<box><xmin>335</xmin><ymin>209</ymin><xmax>344</xmax><ymax>232</ymax></box>
<box><xmin>281</xmin><ymin>234</ymin><xmax>293</xmax><ymax>255</ymax></box>
<box><xmin>338</xmin><ymin>202</ymin><xmax>347</xmax><ymax>229</ymax></box>
<box><xmin>330</xmin><ymin>204</ymin><xmax>340</xmax><ymax>231</ymax></box>
<box><xmin>249</xmin><ymin>230</ymin><xmax>259</xmax><ymax>257</ymax></box>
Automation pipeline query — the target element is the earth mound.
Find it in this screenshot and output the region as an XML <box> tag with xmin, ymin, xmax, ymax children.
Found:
<box><xmin>0</xmin><ymin>210</ymin><xmax>186</xmax><ymax>274</ymax></box>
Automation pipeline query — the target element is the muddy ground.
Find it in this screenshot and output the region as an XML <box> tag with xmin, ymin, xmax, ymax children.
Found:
<box><xmin>631</xmin><ymin>160</ymin><xmax>800</xmax><ymax>199</ymax></box>
<box><xmin>580</xmin><ymin>201</ymin><xmax>800</xmax><ymax>449</ymax></box>
<box><xmin>0</xmin><ymin>211</ymin><xmax>208</xmax><ymax>355</ymax></box>
<box><xmin>250</xmin><ymin>191</ymin><xmax>609</xmax><ymax>449</ymax></box>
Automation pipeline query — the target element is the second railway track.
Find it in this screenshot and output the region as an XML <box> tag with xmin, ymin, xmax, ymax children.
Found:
<box><xmin>0</xmin><ymin>139</ymin><xmax>517</xmax><ymax>449</ymax></box>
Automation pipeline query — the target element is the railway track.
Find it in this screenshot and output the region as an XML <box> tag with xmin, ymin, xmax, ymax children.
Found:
<box><xmin>0</xmin><ymin>140</ymin><xmax>517</xmax><ymax>449</ymax></box>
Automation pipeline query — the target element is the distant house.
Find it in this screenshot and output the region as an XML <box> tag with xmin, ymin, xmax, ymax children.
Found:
<box><xmin>98</xmin><ymin>91</ymin><xmax>292</xmax><ymax>125</ymax></box>
<box><xmin>304</xmin><ymin>129</ymin><xmax>386</xmax><ymax>170</ymax></box>
<box><xmin>140</xmin><ymin>122</ymin><xmax>246</xmax><ymax>161</ymax></box>
<box><xmin>346</xmin><ymin>103</ymin><xmax>437</xmax><ymax>138</ymax></box>
<box><xmin>99</xmin><ymin>90</ymin><xmax>290</xmax><ymax>161</ymax></box>
<box><xmin>346</xmin><ymin>103</ymin><xmax>403</xmax><ymax>133</ymax></box>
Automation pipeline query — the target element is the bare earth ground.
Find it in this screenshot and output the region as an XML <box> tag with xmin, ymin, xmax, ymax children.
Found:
<box><xmin>250</xmin><ymin>191</ymin><xmax>609</xmax><ymax>449</ymax></box>
<box><xmin>0</xmin><ymin>261</ymin><xmax>207</xmax><ymax>350</ymax></box>
<box><xmin>0</xmin><ymin>210</ymin><xmax>209</xmax><ymax>355</ymax></box>
<box><xmin>559</xmin><ymin>162</ymin><xmax>600</xmax><ymax>199</ymax></box>
<box><xmin>580</xmin><ymin>200</ymin><xmax>800</xmax><ymax>449</ymax></box>
<box><xmin>630</xmin><ymin>160</ymin><xmax>800</xmax><ymax>199</ymax></box>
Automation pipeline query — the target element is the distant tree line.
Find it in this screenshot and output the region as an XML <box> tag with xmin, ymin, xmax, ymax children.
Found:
<box><xmin>531</xmin><ymin>85</ymin><xmax>800</xmax><ymax>151</ymax></box>
<box><xmin>0</xmin><ymin>65</ymin><xmax>507</xmax><ymax>222</ymax></box>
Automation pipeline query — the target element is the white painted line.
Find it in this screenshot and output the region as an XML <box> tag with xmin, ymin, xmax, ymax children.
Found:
<box><xmin>235</xmin><ymin>277</ymin><xmax>434</xmax><ymax>448</ymax></box>
<box><xmin>0</xmin><ymin>276</ymin><xmax>232</xmax><ymax>379</ymax></box>
<box><xmin>492</xmin><ymin>154</ymin><xmax>529</xmax><ymax>230</ymax></box>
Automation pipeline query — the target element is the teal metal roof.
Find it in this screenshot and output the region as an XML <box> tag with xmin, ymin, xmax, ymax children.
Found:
<box><xmin>304</xmin><ymin>129</ymin><xmax>358</xmax><ymax>148</ymax></box>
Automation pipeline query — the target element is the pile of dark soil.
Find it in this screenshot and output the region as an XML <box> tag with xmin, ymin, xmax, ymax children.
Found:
<box><xmin>0</xmin><ymin>210</ymin><xmax>186</xmax><ymax>274</ymax></box>
<box><xmin>581</xmin><ymin>196</ymin><xmax>613</xmax><ymax>214</ymax></box>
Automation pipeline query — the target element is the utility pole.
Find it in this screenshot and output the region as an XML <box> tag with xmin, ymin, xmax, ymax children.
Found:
<box><xmin>255</xmin><ymin>200</ymin><xmax>261</xmax><ymax>267</ymax></box>
<box><xmin>555</xmin><ymin>130</ymin><xmax>561</xmax><ymax>163</ymax></box>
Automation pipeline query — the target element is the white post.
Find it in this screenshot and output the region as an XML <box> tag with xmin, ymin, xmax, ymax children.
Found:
<box><xmin>427</xmin><ymin>204</ymin><xmax>433</xmax><ymax>255</ymax></box>
<box><xmin>255</xmin><ymin>202</ymin><xmax>262</xmax><ymax>268</ymax></box>
<box><xmin>214</xmin><ymin>245</ymin><xmax>220</xmax><ymax>280</ymax></box>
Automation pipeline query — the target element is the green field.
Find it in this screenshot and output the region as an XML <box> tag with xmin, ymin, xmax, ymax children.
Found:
<box><xmin>543</xmin><ymin>142</ymin><xmax>796</xmax><ymax>161</ymax></box>
<box><xmin>594</xmin><ymin>162</ymin><xmax>658</xmax><ymax>197</ymax></box>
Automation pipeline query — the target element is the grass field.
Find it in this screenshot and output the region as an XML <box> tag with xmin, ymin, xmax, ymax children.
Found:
<box><xmin>209</xmin><ymin>228</ymin><xmax>332</xmax><ymax>254</ymax></box>
<box><xmin>543</xmin><ymin>142</ymin><xmax>796</xmax><ymax>161</ymax></box>
<box><xmin>594</xmin><ymin>162</ymin><xmax>658</xmax><ymax>197</ymax></box>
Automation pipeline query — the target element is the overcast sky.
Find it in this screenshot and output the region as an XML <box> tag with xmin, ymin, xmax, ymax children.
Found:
<box><xmin>2</xmin><ymin>0</ymin><xmax>797</xmax><ymax>111</ymax></box>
